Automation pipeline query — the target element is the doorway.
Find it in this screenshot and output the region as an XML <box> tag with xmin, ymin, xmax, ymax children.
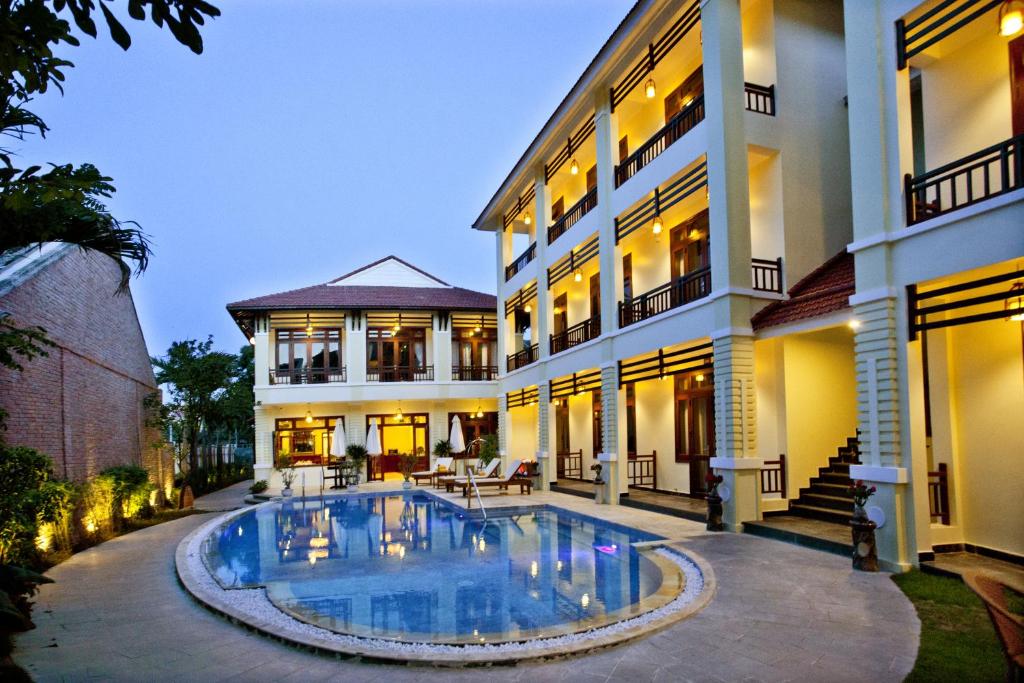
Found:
<box><xmin>366</xmin><ymin>413</ymin><xmax>428</xmax><ymax>479</ymax></box>
<box><xmin>674</xmin><ymin>371</ymin><xmax>714</xmax><ymax>495</ymax></box>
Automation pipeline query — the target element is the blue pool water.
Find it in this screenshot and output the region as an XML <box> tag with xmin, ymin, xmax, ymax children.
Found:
<box><xmin>203</xmin><ymin>492</ymin><xmax>669</xmax><ymax>643</ymax></box>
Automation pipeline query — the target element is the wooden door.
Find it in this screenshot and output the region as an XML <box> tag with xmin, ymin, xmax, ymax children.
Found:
<box><xmin>674</xmin><ymin>373</ymin><xmax>714</xmax><ymax>495</ymax></box>
<box><xmin>618</xmin><ymin>136</ymin><xmax>629</xmax><ymax>163</ymax></box>
<box><xmin>555</xmin><ymin>401</ymin><xmax>569</xmax><ymax>476</ymax></box>
<box><xmin>1011</xmin><ymin>34</ymin><xmax>1024</xmax><ymax>136</ymax></box>
<box><xmin>592</xmin><ymin>389</ymin><xmax>603</xmax><ymax>457</ymax></box>
<box><xmin>552</xmin><ymin>196</ymin><xmax>565</xmax><ymax>222</ymax></box>
<box><xmin>664</xmin><ymin>66</ymin><xmax>704</xmax><ymax>121</ymax></box>
<box><xmin>622</xmin><ymin>253</ymin><xmax>633</xmax><ymax>300</ymax></box>
<box><xmin>586</xmin><ymin>165</ymin><xmax>597</xmax><ymax>193</ymax></box>
<box><xmin>670</xmin><ymin>209</ymin><xmax>710</xmax><ymax>280</ymax></box>
<box><xmin>553</xmin><ymin>293</ymin><xmax>568</xmax><ymax>334</ymax></box>
<box><xmin>589</xmin><ymin>273</ymin><xmax>601</xmax><ymax>319</ymax></box>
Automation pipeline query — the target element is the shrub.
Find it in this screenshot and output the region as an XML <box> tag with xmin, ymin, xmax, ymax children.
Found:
<box><xmin>478</xmin><ymin>434</ymin><xmax>499</xmax><ymax>468</ymax></box>
<box><xmin>0</xmin><ymin>445</ymin><xmax>74</xmax><ymax>566</ymax></box>
<box><xmin>98</xmin><ymin>465</ymin><xmax>155</xmax><ymax>520</ymax></box>
<box><xmin>249</xmin><ymin>480</ymin><xmax>268</xmax><ymax>494</ymax></box>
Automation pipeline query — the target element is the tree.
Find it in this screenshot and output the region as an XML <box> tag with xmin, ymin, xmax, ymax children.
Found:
<box><xmin>151</xmin><ymin>337</ymin><xmax>235</xmax><ymax>476</ymax></box>
<box><xmin>1</xmin><ymin>0</ymin><xmax>221</xmax><ymax>287</ymax></box>
<box><xmin>214</xmin><ymin>344</ymin><xmax>254</xmax><ymax>444</ymax></box>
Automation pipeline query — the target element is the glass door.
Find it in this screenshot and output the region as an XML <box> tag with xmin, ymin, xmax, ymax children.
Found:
<box><xmin>674</xmin><ymin>372</ymin><xmax>714</xmax><ymax>496</ymax></box>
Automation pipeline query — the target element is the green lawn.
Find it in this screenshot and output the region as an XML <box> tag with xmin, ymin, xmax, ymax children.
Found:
<box><xmin>892</xmin><ymin>570</ymin><xmax>1008</xmax><ymax>682</ymax></box>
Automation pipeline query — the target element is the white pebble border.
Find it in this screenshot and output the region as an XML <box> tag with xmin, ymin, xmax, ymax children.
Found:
<box><xmin>177</xmin><ymin>502</ymin><xmax>717</xmax><ymax>665</ymax></box>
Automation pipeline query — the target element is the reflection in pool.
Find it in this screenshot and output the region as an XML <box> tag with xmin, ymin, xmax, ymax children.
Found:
<box><xmin>203</xmin><ymin>492</ymin><xmax>672</xmax><ymax>644</ymax></box>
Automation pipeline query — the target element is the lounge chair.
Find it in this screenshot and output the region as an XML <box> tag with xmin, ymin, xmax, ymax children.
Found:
<box><xmin>458</xmin><ymin>459</ymin><xmax>532</xmax><ymax>497</ymax></box>
<box><xmin>442</xmin><ymin>459</ymin><xmax>499</xmax><ymax>492</ymax></box>
<box><xmin>411</xmin><ymin>457</ymin><xmax>453</xmax><ymax>486</ymax></box>
<box><xmin>963</xmin><ymin>572</ymin><xmax>1024</xmax><ymax>680</ymax></box>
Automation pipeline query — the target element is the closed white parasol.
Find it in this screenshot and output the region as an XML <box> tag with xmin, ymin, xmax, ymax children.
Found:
<box><xmin>330</xmin><ymin>419</ymin><xmax>346</xmax><ymax>457</ymax></box>
<box><xmin>449</xmin><ymin>414</ymin><xmax>466</xmax><ymax>454</ymax></box>
<box><xmin>365</xmin><ymin>418</ymin><xmax>382</xmax><ymax>456</ymax></box>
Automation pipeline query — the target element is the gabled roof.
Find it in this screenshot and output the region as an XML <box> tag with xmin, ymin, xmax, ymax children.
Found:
<box><xmin>225</xmin><ymin>256</ymin><xmax>495</xmax><ymax>313</ymax></box>
<box><xmin>751</xmin><ymin>251</ymin><xmax>854</xmax><ymax>331</ymax></box>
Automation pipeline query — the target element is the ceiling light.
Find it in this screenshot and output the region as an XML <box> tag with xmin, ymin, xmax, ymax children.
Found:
<box><xmin>524</xmin><ymin>304</ymin><xmax>532</xmax><ymax>314</ymax></box>
<box><xmin>574</xmin><ymin>269</ymin><xmax>583</xmax><ymax>283</ymax></box>
<box><xmin>305</xmin><ymin>314</ymin><xmax>313</xmax><ymax>336</ymax></box>
<box><xmin>248</xmin><ymin>336</ymin><xmax>256</xmax><ymax>345</ymax></box>
<box><xmin>645</xmin><ymin>78</ymin><xmax>656</xmax><ymax>99</ymax></box>
<box><xmin>848</xmin><ymin>319</ymin><xmax>862</xmax><ymax>331</ymax></box>
<box><xmin>1000</xmin><ymin>0</ymin><xmax>1024</xmax><ymax>36</ymax></box>
<box><xmin>524</xmin><ymin>212</ymin><xmax>532</xmax><ymax>225</ymax></box>
<box><xmin>305</xmin><ymin>410</ymin><xmax>314</xmax><ymax>424</ymax></box>
<box><xmin>570</xmin><ymin>158</ymin><xmax>579</xmax><ymax>175</ymax></box>
<box><xmin>652</xmin><ymin>214</ymin><xmax>664</xmax><ymax>237</ymax></box>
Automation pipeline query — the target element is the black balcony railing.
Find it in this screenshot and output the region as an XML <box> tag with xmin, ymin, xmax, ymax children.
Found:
<box><xmin>744</xmin><ymin>82</ymin><xmax>776</xmax><ymax>116</ymax></box>
<box><xmin>506</xmin><ymin>344</ymin><xmax>538</xmax><ymax>372</ymax></box>
<box><xmin>505</xmin><ymin>242</ymin><xmax>537</xmax><ymax>281</ymax></box>
<box><xmin>269</xmin><ymin>367</ymin><xmax>346</xmax><ymax>384</ymax></box>
<box><xmin>760</xmin><ymin>454</ymin><xmax>787</xmax><ymax>497</ymax></box>
<box><xmin>751</xmin><ymin>257</ymin><xmax>783</xmax><ymax>293</ymax></box>
<box><xmin>928</xmin><ymin>463</ymin><xmax>951</xmax><ymax>526</ymax></box>
<box><xmin>550</xmin><ymin>315</ymin><xmax>601</xmax><ymax>355</ymax></box>
<box><xmin>627</xmin><ymin>451</ymin><xmax>657</xmax><ymax>489</ymax></box>
<box><xmin>615</xmin><ymin>95</ymin><xmax>705</xmax><ymax>188</ymax></box>
<box><xmin>367</xmin><ymin>365</ymin><xmax>434</xmax><ymax>382</ymax></box>
<box><xmin>547</xmin><ymin>188</ymin><xmax>598</xmax><ymax>245</ymax></box>
<box><xmin>905</xmin><ymin>134</ymin><xmax>1023</xmax><ymax>225</ymax></box>
<box><xmin>618</xmin><ymin>266</ymin><xmax>711</xmax><ymax>328</ymax></box>
<box><xmin>452</xmin><ymin>365</ymin><xmax>499</xmax><ymax>381</ymax></box>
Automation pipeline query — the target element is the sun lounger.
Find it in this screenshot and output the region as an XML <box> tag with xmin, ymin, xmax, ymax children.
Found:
<box><xmin>459</xmin><ymin>459</ymin><xmax>532</xmax><ymax>497</ymax></box>
<box><xmin>443</xmin><ymin>459</ymin><xmax>499</xmax><ymax>492</ymax></box>
<box><xmin>411</xmin><ymin>457</ymin><xmax>453</xmax><ymax>486</ymax></box>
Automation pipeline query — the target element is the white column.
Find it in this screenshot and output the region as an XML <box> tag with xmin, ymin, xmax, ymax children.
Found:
<box><xmin>534</xmin><ymin>167</ymin><xmax>552</xmax><ymax>360</ymax></box>
<box><xmin>496</xmin><ymin>223</ymin><xmax>510</xmax><ymax>371</ymax></box>
<box><xmin>536</xmin><ymin>382</ymin><xmax>553</xmax><ymax>490</ymax></box>
<box><xmin>594</xmin><ymin>90</ymin><xmax>621</xmax><ymax>331</ymax></box>
<box><xmin>346</xmin><ymin>312</ymin><xmax>367</xmax><ymax>383</ymax></box>
<box><xmin>702</xmin><ymin>0</ymin><xmax>752</xmax><ymax>290</ymax></box>
<box><xmin>253</xmin><ymin>404</ymin><xmax>273</xmax><ymax>482</ymax></box>
<box><xmin>253</xmin><ymin>314</ymin><xmax>269</xmax><ymax>385</ymax></box>
<box><xmin>598</xmin><ymin>363</ymin><xmax>622</xmax><ymax>505</ymax></box>
<box><xmin>433</xmin><ymin>313</ymin><xmax>452</xmax><ymax>382</ymax></box>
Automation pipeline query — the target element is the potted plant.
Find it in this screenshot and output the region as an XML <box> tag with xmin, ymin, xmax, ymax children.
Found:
<box><xmin>277</xmin><ymin>467</ymin><xmax>296</xmax><ymax>498</ymax></box>
<box><xmin>345</xmin><ymin>443</ymin><xmax>368</xmax><ymax>492</ymax></box>
<box><xmin>705</xmin><ymin>471</ymin><xmax>725</xmax><ymax>531</ymax></box>
<box><xmin>432</xmin><ymin>439</ymin><xmax>452</xmax><ymax>459</ymax></box>
<box><xmin>848</xmin><ymin>480</ymin><xmax>879</xmax><ymax>571</ymax></box>
<box><xmin>398</xmin><ymin>452</ymin><xmax>418</xmax><ymax>490</ymax></box>
<box><xmin>477</xmin><ymin>434</ymin><xmax>498</xmax><ymax>473</ymax></box>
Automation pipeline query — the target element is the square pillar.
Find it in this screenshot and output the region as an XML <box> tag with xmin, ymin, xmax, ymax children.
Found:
<box><xmin>598</xmin><ymin>363</ymin><xmax>622</xmax><ymax>505</ymax></box>
<box><xmin>594</xmin><ymin>91</ymin><xmax>622</xmax><ymax>332</ymax></box>
<box><xmin>534</xmin><ymin>167</ymin><xmax>552</xmax><ymax>360</ymax></box>
<box><xmin>253</xmin><ymin>404</ymin><xmax>273</xmax><ymax>482</ymax></box>
<box><xmin>711</xmin><ymin>334</ymin><xmax>761</xmax><ymax>528</ymax></box>
<box><xmin>850</xmin><ymin>292</ymin><xmax>913</xmax><ymax>571</ymax></box>
<box><xmin>536</xmin><ymin>382</ymin><xmax>554</xmax><ymax>491</ymax></box>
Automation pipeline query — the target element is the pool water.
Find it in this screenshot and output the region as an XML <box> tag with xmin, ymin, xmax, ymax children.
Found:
<box><xmin>203</xmin><ymin>492</ymin><xmax>677</xmax><ymax>644</ymax></box>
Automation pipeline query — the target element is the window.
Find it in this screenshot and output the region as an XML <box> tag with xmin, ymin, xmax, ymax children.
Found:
<box><xmin>275</xmin><ymin>416</ymin><xmax>344</xmax><ymax>467</ymax></box>
<box><xmin>452</xmin><ymin>328</ymin><xmax>496</xmax><ymax>379</ymax></box>
<box><xmin>367</xmin><ymin>328</ymin><xmax>425</xmax><ymax>369</ymax></box>
<box><xmin>275</xmin><ymin>329</ymin><xmax>342</xmax><ymax>381</ymax></box>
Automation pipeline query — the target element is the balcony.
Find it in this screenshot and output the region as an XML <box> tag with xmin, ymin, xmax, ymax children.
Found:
<box><xmin>618</xmin><ymin>266</ymin><xmax>711</xmax><ymax>328</ymax></box>
<box><xmin>367</xmin><ymin>366</ymin><xmax>434</xmax><ymax>382</ymax></box>
<box><xmin>452</xmin><ymin>365</ymin><xmax>499</xmax><ymax>381</ymax></box>
<box><xmin>615</xmin><ymin>95</ymin><xmax>705</xmax><ymax>189</ymax></box>
<box><xmin>547</xmin><ymin>188</ymin><xmax>597</xmax><ymax>245</ymax></box>
<box><xmin>904</xmin><ymin>134</ymin><xmax>1023</xmax><ymax>225</ymax></box>
<box><xmin>744</xmin><ymin>82</ymin><xmax>775</xmax><ymax>116</ymax></box>
<box><xmin>751</xmin><ymin>257</ymin><xmax>783</xmax><ymax>293</ymax></box>
<box><xmin>269</xmin><ymin>367</ymin><xmax>347</xmax><ymax>385</ymax></box>
<box><xmin>550</xmin><ymin>315</ymin><xmax>601</xmax><ymax>355</ymax></box>
<box><xmin>506</xmin><ymin>344</ymin><xmax>538</xmax><ymax>372</ymax></box>
<box><xmin>505</xmin><ymin>242</ymin><xmax>537</xmax><ymax>281</ymax></box>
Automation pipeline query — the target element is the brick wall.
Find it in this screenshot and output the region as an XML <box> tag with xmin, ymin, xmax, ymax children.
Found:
<box><xmin>0</xmin><ymin>247</ymin><xmax>172</xmax><ymax>491</ymax></box>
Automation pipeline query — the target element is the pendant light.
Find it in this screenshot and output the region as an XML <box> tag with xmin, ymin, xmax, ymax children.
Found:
<box><xmin>570</xmin><ymin>158</ymin><xmax>580</xmax><ymax>175</ymax></box>
<box><xmin>524</xmin><ymin>211</ymin><xmax>532</xmax><ymax>225</ymax></box>
<box><xmin>305</xmin><ymin>313</ymin><xmax>313</xmax><ymax>336</ymax></box>
<box><xmin>305</xmin><ymin>408</ymin><xmax>314</xmax><ymax>424</ymax></box>
<box><xmin>393</xmin><ymin>313</ymin><xmax>402</xmax><ymax>333</ymax></box>
<box><xmin>524</xmin><ymin>303</ymin><xmax>532</xmax><ymax>314</ymax></box>
<box><xmin>1006</xmin><ymin>279</ymin><xmax>1024</xmax><ymax>321</ymax></box>
<box><xmin>566</xmin><ymin>135</ymin><xmax>579</xmax><ymax>176</ymax></box>
<box><xmin>643</xmin><ymin>43</ymin><xmax>656</xmax><ymax>99</ymax></box>
<box><xmin>574</xmin><ymin>268</ymin><xmax>583</xmax><ymax>283</ymax></box>
<box><xmin>1000</xmin><ymin>0</ymin><xmax>1024</xmax><ymax>36</ymax></box>
<box><xmin>395</xmin><ymin>403</ymin><xmax>404</xmax><ymax>422</ymax></box>
<box><xmin>651</xmin><ymin>188</ymin><xmax>663</xmax><ymax>238</ymax></box>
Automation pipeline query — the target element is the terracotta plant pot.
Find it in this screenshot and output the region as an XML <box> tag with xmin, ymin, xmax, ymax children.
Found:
<box><xmin>706</xmin><ymin>494</ymin><xmax>725</xmax><ymax>531</ymax></box>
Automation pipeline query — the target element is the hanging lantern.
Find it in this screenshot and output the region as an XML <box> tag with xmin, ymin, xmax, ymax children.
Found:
<box><xmin>305</xmin><ymin>313</ymin><xmax>313</xmax><ymax>336</ymax></box>
<box><xmin>570</xmin><ymin>158</ymin><xmax>579</xmax><ymax>175</ymax></box>
<box><xmin>574</xmin><ymin>268</ymin><xmax>583</xmax><ymax>283</ymax></box>
<box><xmin>645</xmin><ymin>78</ymin><xmax>656</xmax><ymax>99</ymax></box>
<box><xmin>652</xmin><ymin>214</ymin><xmax>664</xmax><ymax>237</ymax></box>
<box><xmin>524</xmin><ymin>211</ymin><xmax>532</xmax><ymax>225</ymax></box>
<box><xmin>1000</xmin><ymin>0</ymin><xmax>1024</xmax><ymax>36</ymax></box>
<box><xmin>305</xmin><ymin>409</ymin><xmax>314</xmax><ymax>424</ymax></box>
<box><xmin>524</xmin><ymin>303</ymin><xmax>532</xmax><ymax>314</ymax></box>
<box><xmin>395</xmin><ymin>405</ymin><xmax>404</xmax><ymax>422</ymax></box>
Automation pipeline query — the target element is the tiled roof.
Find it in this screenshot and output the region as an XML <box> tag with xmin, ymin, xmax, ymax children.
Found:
<box><xmin>226</xmin><ymin>256</ymin><xmax>494</xmax><ymax>312</ymax></box>
<box><xmin>751</xmin><ymin>251</ymin><xmax>854</xmax><ymax>331</ymax></box>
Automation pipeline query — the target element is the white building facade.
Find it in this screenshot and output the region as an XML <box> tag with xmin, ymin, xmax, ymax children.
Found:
<box><xmin>227</xmin><ymin>257</ymin><xmax>500</xmax><ymax>489</ymax></box>
<box><xmin>473</xmin><ymin>0</ymin><xmax>1023</xmax><ymax>571</ymax></box>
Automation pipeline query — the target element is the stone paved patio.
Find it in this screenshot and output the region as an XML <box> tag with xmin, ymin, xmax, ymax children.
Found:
<box><xmin>15</xmin><ymin>486</ymin><xmax>920</xmax><ymax>682</ymax></box>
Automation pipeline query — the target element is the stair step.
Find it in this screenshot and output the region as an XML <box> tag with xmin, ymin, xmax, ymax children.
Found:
<box><xmin>815</xmin><ymin>472</ymin><xmax>851</xmax><ymax>484</ymax></box>
<box><xmin>799</xmin><ymin>493</ymin><xmax>854</xmax><ymax>512</ymax></box>
<box><xmin>790</xmin><ymin>503</ymin><xmax>852</xmax><ymax>525</ymax></box>
<box><xmin>807</xmin><ymin>483</ymin><xmax>854</xmax><ymax>497</ymax></box>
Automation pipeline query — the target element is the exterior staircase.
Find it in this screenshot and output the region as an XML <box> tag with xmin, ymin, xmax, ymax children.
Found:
<box><xmin>784</xmin><ymin>435</ymin><xmax>861</xmax><ymax>525</ymax></box>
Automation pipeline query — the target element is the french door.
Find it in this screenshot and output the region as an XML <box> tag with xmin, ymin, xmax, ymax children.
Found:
<box><xmin>674</xmin><ymin>372</ymin><xmax>714</xmax><ymax>496</ymax></box>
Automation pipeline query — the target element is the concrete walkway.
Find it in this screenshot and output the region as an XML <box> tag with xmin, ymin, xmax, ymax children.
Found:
<box><xmin>15</xmin><ymin>495</ymin><xmax>920</xmax><ymax>682</ymax></box>
<box><xmin>193</xmin><ymin>481</ymin><xmax>252</xmax><ymax>512</ymax></box>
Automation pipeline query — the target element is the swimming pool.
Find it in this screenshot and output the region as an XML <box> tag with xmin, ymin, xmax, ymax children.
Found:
<box><xmin>202</xmin><ymin>492</ymin><xmax>691</xmax><ymax>644</ymax></box>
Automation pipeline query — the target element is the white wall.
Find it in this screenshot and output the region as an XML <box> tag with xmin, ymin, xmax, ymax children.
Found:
<box><xmin>567</xmin><ymin>392</ymin><xmax>595</xmax><ymax>466</ymax></box>
<box><xmin>781</xmin><ymin>327</ymin><xmax>858</xmax><ymax>496</ymax></box>
<box><xmin>748</xmin><ymin>149</ymin><xmax>785</xmax><ymax>262</ymax></box>
<box><xmin>742</xmin><ymin>0</ymin><xmax>777</xmax><ymax>86</ymax></box>
<box><xmin>948</xmin><ymin>318</ymin><xmax>1024</xmax><ymax>557</ymax></box>
<box><xmin>508</xmin><ymin>404</ymin><xmax>538</xmax><ymax>460</ymax></box>
<box><xmin>633</xmin><ymin>377</ymin><xmax>692</xmax><ymax>493</ymax></box>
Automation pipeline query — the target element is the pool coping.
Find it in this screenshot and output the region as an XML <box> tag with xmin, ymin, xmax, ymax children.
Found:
<box><xmin>175</xmin><ymin>496</ymin><xmax>717</xmax><ymax>666</ymax></box>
